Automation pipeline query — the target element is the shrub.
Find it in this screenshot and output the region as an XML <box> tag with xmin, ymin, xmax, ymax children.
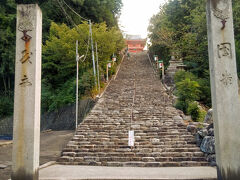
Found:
<box><xmin>175</xmin><ymin>78</ymin><xmax>200</xmax><ymax>113</ymax></box>
<box><xmin>174</xmin><ymin>70</ymin><xmax>211</xmax><ymax>108</ymax></box>
<box><xmin>0</xmin><ymin>96</ymin><xmax>13</xmax><ymax>117</ymax></box>
<box><xmin>175</xmin><ymin>100</ymin><xmax>189</xmax><ymax>113</ymax></box>
<box><xmin>186</xmin><ymin>101</ymin><xmax>207</xmax><ymax>122</ymax></box>
<box><xmin>187</xmin><ymin>102</ymin><xmax>200</xmax><ymax>121</ymax></box>
<box><xmin>197</xmin><ymin>108</ymin><xmax>207</xmax><ymax>122</ymax></box>
<box><xmin>174</xmin><ymin>70</ymin><xmax>197</xmax><ymax>83</ymax></box>
<box><xmin>109</xmin><ymin>65</ymin><xmax>116</xmax><ymax>77</ymax></box>
<box><xmin>197</xmin><ymin>78</ymin><xmax>211</xmax><ymax>107</ymax></box>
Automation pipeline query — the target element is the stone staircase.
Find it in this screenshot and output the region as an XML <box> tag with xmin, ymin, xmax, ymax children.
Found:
<box><xmin>58</xmin><ymin>52</ymin><xmax>209</xmax><ymax>167</ymax></box>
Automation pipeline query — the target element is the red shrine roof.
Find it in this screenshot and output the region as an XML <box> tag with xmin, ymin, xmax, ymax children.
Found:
<box><xmin>125</xmin><ymin>35</ymin><xmax>146</xmax><ymax>53</ymax></box>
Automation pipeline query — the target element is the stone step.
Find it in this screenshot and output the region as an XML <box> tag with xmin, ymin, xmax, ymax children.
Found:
<box><xmin>59</xmin><ymin>155</ymin><xmax>206</xmax><ymax>164</ymax></box>
<box><xmin>61</xmin><ymin>150</ymin><xmax>204</xmax><ymax>158</ymax></box>
<box><xmin>70</xmin><ymin>137</ymin><xmax>195</xmax><ymax>142</ymax></box>
<box><xmin>65</xmin><ymin>141</ymin><xmax>196</xmax><ymax>148</ymax></box>
<box><xmin>62</xmin><ymin>147</ymin><xmax>202</xmax><ymax>154</ymax></box>
<box><xmin>75</xmin><ymin>131</ymin><xmax>191</xmax><ymax>135</ymax></box>
<box><xmin>62</xmin><ymin>144</ymin><xmax>200</xmax><ymax>153</ymax></box>
<box><xmin>59</xmin><ymin>160</ymin><xmax>209</xmax><ymax>167</ymax></box>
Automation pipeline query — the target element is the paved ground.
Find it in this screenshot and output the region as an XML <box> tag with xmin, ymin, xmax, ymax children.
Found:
<box><xmin>0</xmin><ymin>130</ymin><xmax>74</xmax><ymax>180</ymax></box>
<box><xmin>40</xmin><ymin>165</ymin><xmax>217</xmax><ymax>180</ymax></box>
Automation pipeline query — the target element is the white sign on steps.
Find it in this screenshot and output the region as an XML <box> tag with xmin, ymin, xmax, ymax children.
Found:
<box><xmin>128</xmin><ymin>130</ymin><xmax>134</xmax><ymax>147</ymax></box>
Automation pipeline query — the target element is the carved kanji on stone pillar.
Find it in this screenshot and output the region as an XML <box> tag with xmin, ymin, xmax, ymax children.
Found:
<box><xmin>207</xmin><ymin>0</ymin><xmax>240</xmax><ymax>179</ymax></box>
<box><xmin>12</xmin><ymin>4</ymin><xmax>42</xmax><ymax>180</ymax></box>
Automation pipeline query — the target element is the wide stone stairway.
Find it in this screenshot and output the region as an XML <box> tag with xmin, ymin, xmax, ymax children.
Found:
<box><xmin>58</xmin><ymin>52</ymin><xmax>209</xmax><ymax>167</ymax></box>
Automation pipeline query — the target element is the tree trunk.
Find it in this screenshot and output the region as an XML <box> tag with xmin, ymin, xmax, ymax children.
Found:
<box><xmin>8</xmin><ymin>76</ymin><xmax>11</xmax><ymax>97</ymax></box>
<box><xmin>2</xmin><ymin>75</ymin><xmax>7</xmax><ymax>95</ymax></box>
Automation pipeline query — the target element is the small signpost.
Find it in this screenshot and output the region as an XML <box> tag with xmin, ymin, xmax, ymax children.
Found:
<box><xmin>106</xmin><ymin>61</ymin><xmax>112</xmax><ymax>82</ymax></box>
<box><xmin>154</xmin><ymin>55</ymin><xmax>158</xmax><ymax>61</ymax></box>
<box><xmin>128</xmin><ymin>130</ymin><xmax>134</xmax><ymax>147</ymax></box>
<box><xmin>112</xmin><ymin>54</ymin><xmax>116</xmax><ymax>66</ymax></box>
<box><xmin>158</xmin><ymin>60</ymin><xmax>163</xmax><ymax>69</ymax></box>
<box><xmin>112</xmin><ymin>54</ymin><xmax>117</xmax><ymax>62</ymax></box>
<box><xmin>154</xmin><ymin>55</ymin><xmax>159</xmax><ymax>68</ymax></box>
<box><xmin>157</xmin><ymin>60</ymin><xmax>165</xmax><ymax>80</ymax></box>
<box><xmin>162</xmin><ymin>62</ymin><xmax>165</xmax><ymax>80</ymax></box>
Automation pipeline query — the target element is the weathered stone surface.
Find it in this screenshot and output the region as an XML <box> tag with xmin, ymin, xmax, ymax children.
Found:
<box><xmin>196</xmin><ymin>133</ymin><xmax>203</xmax><ymax>147</ymax></box>
<box><xmin>205</xmin><ymin>154</ymin><xmax>216</xmax><ymax>167</ymax></box>
<box><xmin>200</xmin><ymin>136</ymin><xmax>215</xmax><ymax>154</ymax></box>
<box><xmin>204</xmin><ymin>109</ymin><xmax>213</xmax><ymax>124</ymax></box>
<box><xmin>198</xmin><ymin>129</ymin><xmax>208</xmax><ymax>138</ymax></box>
<box><xmin>207</xmin><ymin>0</ymin><xmax>240</xmax><ymax>178</ymax></box>
<box><xmin>142</xmin><ymin>157</ymin><xmax>155</xmax><ymax>162</ymax></box>
<box><xmin>12</xmin><ymin>4</ymin><xmax>42</xmax><ymax>180</ymax></box>
<box><xmin>183</xmin><ymin>115</ymin><xmax>192</xmax><ymax>121</ymax></box>
<box><xmin>187</xmin><ymin>125</ymin><xmax>197</xmax><ymax>135</ymax></box>
<box><xmin>207</xmin><ymin>128</ymin><xmax>214</xmax><ymax>136</ymax></box>
<box><xmin>164</xmin><ymin>56</ymin><xmax>185</xmax><ymax>87</ymax></box>
<box><xmin>207</xmin><ymin>123</ymin><xmax>213</xmax><ymax>130</ymax></box>
<box><xmin>189</xmin><ymin>122</ymin><xmax>199</xmax><ymax>126</ymax></box>
<box><xmin>173</xmin><ymin>115</ymin><xmax>182</xmax><ymax>121</ymax></box>
<box><xmin>131</xmin><ymin>125</ymin><xmax>140</xmax><ymax>129</ymax></box>
<box><xmin>0</xmin><ymin>164</ymin><xmax>8</xmax><ymax>169</ymax></box>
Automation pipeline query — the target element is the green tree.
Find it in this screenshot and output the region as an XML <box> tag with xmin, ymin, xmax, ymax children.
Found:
<box><xmin>42</xmin><ymin>22</ymin><xmax>125</xmax><ymax>112</ymax></box>
<box><xmin>233</xmin><ymin>0</ymin><xmax>240</xmax><ymax>76</ymax></box>
<box><xmin>0</xmin><ymin>0</ymin><xmax>124</xmax><ymax>116</ymax></box>
<box><xmin>148</xmin><ymin>0</ymin><xmax>240</xmax><ymax>108</ymax></box>
<box><xmin>0</xmin><ymin>0</ymin><xmax>16</xmax><ymax>95</ymax></box>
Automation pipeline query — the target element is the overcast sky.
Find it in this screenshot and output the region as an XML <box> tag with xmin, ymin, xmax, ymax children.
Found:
<box><xmin>119</xmin><ymin>0</ymin><xmax>166</xmax><ymax>39</ymax></box>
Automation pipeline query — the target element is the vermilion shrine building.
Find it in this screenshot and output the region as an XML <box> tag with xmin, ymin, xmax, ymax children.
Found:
<box><xmin>126</xmin><ymin>35</ymin><xmax>146</xmax><ymax>53</ymax></box>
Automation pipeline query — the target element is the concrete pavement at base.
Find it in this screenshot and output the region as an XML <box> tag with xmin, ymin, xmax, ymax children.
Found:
<box><xmin>40</xmin><ymin>165</ymin><xmax>217</xmax><ymax>180</ymax></box>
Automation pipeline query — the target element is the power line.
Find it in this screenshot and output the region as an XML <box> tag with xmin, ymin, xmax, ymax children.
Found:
<box><xmin>82</xmin><ymin>30</ymin><xmax>90</xmax><ymax>62</ymax></box>
<box><xmin>61</xmin><ymin>0</ymin><xmax>89</xmax><ymax>22</ymax></box>
<box><xmin>58</xmin><ymin>0</ymin><xmax>97</xmax><ymax>87</ymax></box>
<box><xmin>56</xmin><ymin>0</ymin><xmax>89</xmax><ymax>45</ymax></box>
<box><xmin>57</xmin><ymin>0</ymin><xmax>76</xmax><ymax>26</ymax></box>
<box><xmin>58</xmin><ymin>0</ymin><xmax>92</xmax><ymax>61</ymax></box>
<box><xmin>56</xmin><ymin>0</ymin><xmax>97</xmax><ymax>84</ymax></box>
<box><xmin>56</xmin><ymin>0</ymin><xmax>91</xmax><ymax>61</ymax></box>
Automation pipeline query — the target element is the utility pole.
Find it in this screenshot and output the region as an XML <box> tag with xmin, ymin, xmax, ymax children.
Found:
<box><xmin>162</xmin><ymin>63</ymin><xmax>165</xmax><ymax>82</ymax></box>
<box><xmin>89</xmin><ymin>20</ymin><xmax>97</xmax><ymax>87</ymax></box>
<box><xmin>75</xmin><ymin>40</ymin><xmax>79</xmax><ymax>130</ymax></box>
<box><xmin>96</xmin><ymin>42</ymin><xmax>100</xmax><ymax>95</ymax></box>
<box><xmin>75</xmin><ymin>40</ymin><xmax>84</xmax><ymax>131</ymax></box>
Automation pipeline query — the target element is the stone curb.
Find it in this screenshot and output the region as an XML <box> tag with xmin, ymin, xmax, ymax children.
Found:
<box><xmin>40</xmin><ymin>178</ymin><xmax>217</xmax><ymax>180</ymax></box>
<box><xmin>39</xmin><ymin>161</ymin><xmax>56</xmax><ymax>170</ymax></box>
<box><xmin>147</xmin><ymin>53</ymin><xmax>170</xmax><ymax>93</ymax></box>
<box><xmin>99</xmin><ymin>55</ymin><xmax>125</xmax><ymax>99</ymax></box>
<box><xmin>0</xmin><ymin>141</ymin><xmax>12</xmax><ymax>147</ymax></box>
<box><xmin>114</xmin><ymin>55</ymin><xmax>125</xmax><ymax>80</ymax></box>
<box><xmin>147</xmin><ymin>53</ymin><xmax>157</xmax><ymax>76</ymax></box>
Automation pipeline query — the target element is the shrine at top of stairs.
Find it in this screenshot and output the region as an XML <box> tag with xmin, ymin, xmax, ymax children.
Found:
<box><xmin>126</xmin><ymin>35</ymin><xmax>146</xmax><ymax>53</ymax></box>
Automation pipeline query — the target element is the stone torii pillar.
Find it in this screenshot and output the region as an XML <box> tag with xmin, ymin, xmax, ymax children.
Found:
<box><xmin>206</xmin><ymin>0</ymin><xmax>240</xmax><ymax>179</ymax></box>
<box><xmin>12</xmin><ymin>4</ymin><xmax>42</xmax><ymax>180</ymax></box>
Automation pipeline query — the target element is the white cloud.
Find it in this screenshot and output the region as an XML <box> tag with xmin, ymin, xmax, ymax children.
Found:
<box><xmin>119</xmin><ymin>0</ymin><xmax>166</xmax><ymax>39</ymax></box>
